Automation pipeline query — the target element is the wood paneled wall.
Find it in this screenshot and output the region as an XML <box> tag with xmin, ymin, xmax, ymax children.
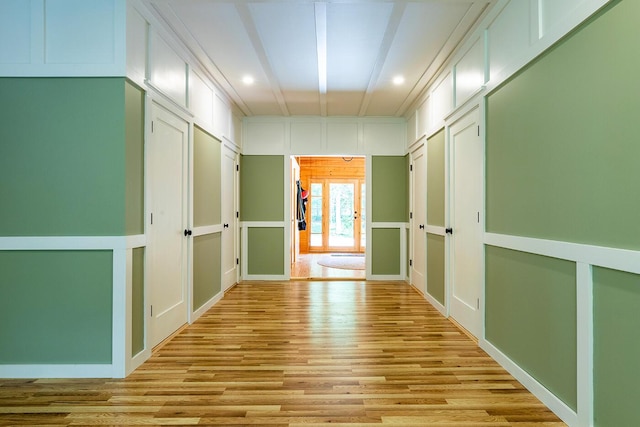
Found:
<box><xmin>298</xmin><ymin>157</ymin><xmax>365</xmax><ymax>253</ymax></box>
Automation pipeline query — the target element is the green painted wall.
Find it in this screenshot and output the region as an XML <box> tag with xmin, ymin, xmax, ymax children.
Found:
<box><xmin>371</xmin><ymin>228</ymin><xmax>400</xmax><ymax>275</ymax></box>
<box><xmin>125</xmin><ymin>81</ymin><xmax>145</xmax><ymax>236</ymax></box>
<box><xmin>193</xmin><ymin>233</ymin><xmax>222</xmax><ymax>310</ymax></box>
<box><xmin>593</xmin><ymin>267</ymin><xmax>640</xmax><ymax>426</ymax></box>
<box><xmin>0</xmin><ymin>250</ymin><xmax>112</xmax><ymax>364</ymax></box>
<box><xmin>0</xmin><ymin>78</ymin><xmax>127</xmax><ymax>236</ymax></box>
<box><xmin>426</xmin><ymin>129</ymin><xmax>445</xmax><ymax>227</ymax></box>
<box><xmin>371</xmin><ymin>156</ymin><xmax>408</xmax><ymax>222</ymax></box>
<box><xmin>426</xmin><ymin>233</ymin><xmax>445</xmax><ymax>305</ymax></box>
<box><xmin>131</xmin><ymin>247</ymin><xmax>145</xmax><ymax>357</ymax></box>
<box><xmin>193</xmin><ymin>127</ymin><xmax>221</xmax><ymax>227</ymax></box>
<box><xmin>486</xmin><ymin>0</ymin><xmax>640</xmax><ymax>250</ymax></box>
<box><xmin>405</xmin><ymin>154</ymin><xmax>410</xmax><ymax>222</ymax></box>
<box><xmin>485</xmin><ymin>246</ymin><xmax>577</xmax><ymax>410</ymax></box>
<box><xmin>240</xmin><ymin>155</ymin><xmax>284</xmax><ymax>222</ymax></box>
<box><xmin>248</xmin><ymin>228</ymin><xmax>284</xmax><ymax>275</ymax></box>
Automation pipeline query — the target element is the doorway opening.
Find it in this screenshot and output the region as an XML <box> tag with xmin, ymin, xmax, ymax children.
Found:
<box><xmin>291</xmin><ymin>156</ymin><xmax>365</xmax><ymax>280</ymax></box>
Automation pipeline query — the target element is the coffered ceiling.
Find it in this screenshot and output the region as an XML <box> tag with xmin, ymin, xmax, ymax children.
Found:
<box><xmin>143</xmin><ymin>1</ymin><xmax>495</xmax><ymax>117</ymax></box>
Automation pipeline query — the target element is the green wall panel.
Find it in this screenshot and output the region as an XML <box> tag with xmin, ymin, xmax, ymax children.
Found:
<box><xmin>0</xmin><ymin>78</ymin><xmax>126</xmax><ymax>236</ymax></box>
<box><xmin>194</xmin><ymin>126</ymin><xmax>221</xmax><ymax>227</ymax></box>
<box><xmin>405</xmin><ymin>154</ymin><xmax>410</xmax><ymax>223</ymax></box>
<box><xmin>426</xmin><ymin>233</ymin><xmax>445</xmax><ymax>305</ymax></box>
<box><xmin>485</xmin><ymin>246</ymin><xmax>577</xmax><ymax>410</ymax></box>
<box><xmin>248</xmin><ymin>228</ymin><xmax>284</xmax><ymax>275</ymax></box>
<box><xmin>125</xmin><ymin>81</ymin><xmax>145</xmax><ymax>236</ymax></box>
<box><xmin>486</xmin><ymin>0</ymin><xmax>640</xmax><ymax>250</ymax></box>
<box><xmin>593</xmin><ymin>267</ymin><xmax>640</xmax><ymax>426</ymax></box>
<box><xmin>0</xmin><ymin>250</ymin><xmax>112</xmax><ymax>364</ymax></box>
<box><xmin>193</xmin><ymin>233</ymin><xmax>222</xmax><ymax>310</ymax></box>
<box><xmin>371</xmin><ymin>228</ymin><xmax>400</xmax><ymax>275</ymax></box>
<box><xmin>131</xmin><ymin>247</ymin><xmax>145</xmax><ymax>357</ymax></box>
<box><xmin>427</xmin><ymin>129</ymin><xmax>445</xmax><ymax>227</ymax></box>
<box><xmin>240</xmin><ymin>155</ymin><xmax>284</xmax><ymax>222</ymax></box>
<box><xmin>371</xmin><ymin>156</ymin><xmax>408</xmax><ymax>223</ymax></box>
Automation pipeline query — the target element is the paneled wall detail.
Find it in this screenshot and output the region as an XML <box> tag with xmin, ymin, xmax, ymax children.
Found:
<box><xmin>0</xmin><ymin>0</ymin><xmax>126</xmax><ymax>77</ymax></box>
<box><xmin>244</xmin><ymin>117</ymin><xmax>406</xmax><ymax>155</ymax></box>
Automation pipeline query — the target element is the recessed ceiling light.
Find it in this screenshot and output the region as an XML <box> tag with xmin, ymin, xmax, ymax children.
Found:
<box><xmin>242</xmin><ymin>75</ymin><xmax>254</xmax><ymax>85</ymax></box>
<box><xmin>392</xmin><ymin>75</ymin><xmax>405</xmax><ymax>85</ymax></box>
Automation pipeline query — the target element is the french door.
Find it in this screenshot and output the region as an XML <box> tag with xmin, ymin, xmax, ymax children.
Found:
<box><xmin>309</xmin><ymin>179</ymin><xmax>365</xmax><ymax>252</ymax></box>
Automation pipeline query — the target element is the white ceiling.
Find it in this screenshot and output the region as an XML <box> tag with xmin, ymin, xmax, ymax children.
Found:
<box><xmin>144</xmin><ymin>1</ymin><xmax>495</xmax><ymax>117</ymax></box>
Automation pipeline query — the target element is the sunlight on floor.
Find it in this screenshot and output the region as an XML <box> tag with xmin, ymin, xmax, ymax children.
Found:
<box><xmin>291</xmin><ymin>253</ymin><xmax>366</xmax><ymax>280</ymax></box>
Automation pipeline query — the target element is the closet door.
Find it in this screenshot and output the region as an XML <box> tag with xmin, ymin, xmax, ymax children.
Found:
<box><xmin>148</xmin><ymin>104</ymin><xmax>189</xmax><ymax>347</ymax></box>
<box><xmin>411</xmin><ymin>144</ymin><xmax>427</xmax><ymax>294</ymax></box>
<box><xmin>221</xmin><ymin>145</ymin><xmax>238</xmax><ymax>291</ymax></box>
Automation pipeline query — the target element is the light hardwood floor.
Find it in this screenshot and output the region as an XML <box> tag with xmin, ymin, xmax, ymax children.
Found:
<box><xmin>291</xmin><ymin>253</ymin><xmax>365</xmax><ymax>280</ymax></box>
<box><xmin>0</xmin><ymin>281</ymin><xmax>565</xmax><ymax>426</ymax></box>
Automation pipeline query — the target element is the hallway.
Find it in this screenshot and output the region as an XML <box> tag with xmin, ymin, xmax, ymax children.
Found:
<box><xmin>0</xmin><ymin>281</ymin><xmax>564</xmax><ymax>426</ymax></box>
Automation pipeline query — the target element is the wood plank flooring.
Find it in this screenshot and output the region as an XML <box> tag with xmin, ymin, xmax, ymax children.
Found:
<box><xmin>0</xmin><ymin>281</ymin><xmax>566</xmax><ymax>426</ymax></box>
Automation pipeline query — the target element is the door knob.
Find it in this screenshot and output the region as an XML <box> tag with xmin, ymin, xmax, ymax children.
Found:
<box><xmin>419</xmin><ymin>224</ymin><xmax>424</xmax><ymax>229</ymax></box>
<box><xmin>184</xmin><ymin>229</ymin><xmax>192</xmax><ymax>236</ymax></box>
<box><xmin>445</xmin><ymin>228</ymin><xmax>453</xmax><ymax>235</ymax></box>
<box><xmin>223</xmin><ymin>223</ymin><xmax>229</xmax><ymax>228</ymax></box>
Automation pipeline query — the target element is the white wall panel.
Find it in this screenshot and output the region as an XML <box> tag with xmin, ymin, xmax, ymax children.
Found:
<box><xmin>213</xmin><ymin>92</ymin><xmax>231</xmax><ymax>139</ymax></box>
<box><xmin>291</xmin><ymin>122</ymin><xmax>323</xmax><ymax>154</ymax></box>
<box><xmin>45</xmin><ymin>0</ymin><xmax>116</xmax><ymax>65</ymax></box>
<box><xmin>430</xmin><ymin>72</ymin><xmax>453</xmax><ymax>131</ymax></box>
<box><xmin>539</xmin><ymin>0</ymin><xmax>583</xmax><ymax>38</ymax></box>
<box><xmin>363</xmin><ymin>123</ymin><xmax>404</xmax><ymax>155</ymax></box>
<box><xmin>327</xmin><ymin>122</ymin><xmax>359</xmax><ymax>154</ymax></box>
<box><xmin>190</xmin><ymin>71</ymin><xmax>214</xmax><ymax>130</ymax></box>
<box><xmin>230</xmin><ymin>112</ymin><xmax>243</xmax><ymax>149</ymax></box>
<box><xmin>0</xmin><ymin>0</ymin><xmax>31</xmax><ymax>64</ymax></box>
<box><xmin>417</xmin><ymin>97</ymin><xmax>430</xmax><ymax>139</ymax></box>
<box><xmin>126</xmin><ymin>4</ymin><xmax>147</xmax><ymax>86</ymax></box>
<box><xmin>149</xmin><ymin>29</ymin><xmax>187</xmax><ymax>107</ymax></box>
<box><xmin>243</xmin><ymin>122</ymin><xmax>286</xmax><ymax>154</ymax></box>
<box><xmin>454</xmin><ymin>36</ymin><xmax>485</xmax><ymax>107</ymax></box>
<box><xmin>488</xmin><ymin>0</ymin><xmax>531</xmax><ymax>82</ymax></box>
<box><xmin>407</xmin><ymin>112</ymin><xmax>417</xmax><ymax>146</ymax></box>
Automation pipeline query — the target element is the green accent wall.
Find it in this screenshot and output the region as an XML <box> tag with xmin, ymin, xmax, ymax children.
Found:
<box><xmin>240</xmin><ymin>155</ymin><xmax>284</xmax><ymax>222</ymax></box>
<box><xmin>371</xmin><ymin>156</ymin><xmax>408</xmax><ymax>222</ymax></box>
<box><xmin>131</xmin><ymin>247</ymin><xmax>145</xmax><ymax>357</ymax></box>
<box><xmin>426</xmin><ymin>129</ymin><xmax>445</xmax><ymax>227</ymax></box>
<box><xmin>485</xmin><ymin>0</ymin><xmax>640</xmax><ymax>250</ymax></box>
<box><xmin>0</xmin><ymin>78</ymin><xmax>127</xmax><ymax>236</ymax></box>
<box><xmin>485</xmin><ymin>246</ymin><xmax>577</xmax><ymax>410</ymax></box>
<box><xmin>371</xmin><ymin>228</ymin><xmax>400</xmax><ymax>275</ymax></box>
<box><xmin>405</xmin><ymin>154</ymin><xmax>410</xmax><ymax>222</ymax></box>
<box><xmin>593</xmin><ymin>267</ymin><xmax>640</xmax><ymax>427</ymax></box>
<box><xmin>125</xmin><ymin>81</ymin><xmax>145</xmax><ymax>236</ymax></box>
<box><xmin>193</xmin><ymin>126</ymin><xmax>221</xmax><ymax>227</ymax></box>
<box><xmin>248</xmin><ymin>228</ymin><xmax>284</xmax><ymax>275</ymax></box>
<box><xmin>426</xmin><ymin>233</ymin><xmax>445</xmax><ymax>305</ymax></box>
<box><xmin>193</xmin><ymin>233</ymin><xmax>222</xmax><ymax>310</ymax></box>
<box><xmin>0</xmin><ymin>250</ymin><xmax>112</xmax><ymax>364</ymax></box>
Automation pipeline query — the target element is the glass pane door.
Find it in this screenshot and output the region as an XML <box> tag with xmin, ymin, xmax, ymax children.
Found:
<box><xmin>329</xmin><ymin>183</ymin><xmax>355</xmax><ymax>248</ymax></box>
<box><xmin>310</xmin><ymin>183</ymin><xmax>323</xmax><ymax>248</ymax></box>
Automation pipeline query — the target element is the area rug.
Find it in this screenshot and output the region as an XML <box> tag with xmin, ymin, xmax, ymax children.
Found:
<box><xmin>317</xmin><ymin>254</ymin><xmax>365</xmax><ymax>270</ymax></box>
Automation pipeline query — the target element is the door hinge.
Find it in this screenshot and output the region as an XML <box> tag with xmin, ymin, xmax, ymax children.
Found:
<box><xmin>150</xmin><ymin>213</ymin><xmax>153</xmax><ymax>225</ymax></box>
<box><xmin>236</xmin><ymin>211</ymin><xmax>239</xmax><ymax>218</ymax></box>
<box><xmin>150</xmin><ymin>305</ymin><xmax>153</xmax><ymax>316</ymax></box>
<box><xmin>409</xmin><ymin>259</ymin><xmax>413</xmax><ymax>267</ymax></box>
<box><xmin>410</xmin><ymin>164</ymin><xmax>413</xmax><ymax>171</ymax></box>
<box><xmin>236</xmin><ymin>258</ymin><xmax>239</xmax><ymax>265</ymax></box>
<box><xmin>151</xmin><ymin>121</ymin><xmax>154</xmax><ymax>133</ymax></box>
<box><xmin>477</xmin><ymin>298</ymin><xmax>480</xmax><ymax>309</ymax></box>
<box><xmin>236</xmin><ymin>165</ymin><xmax>239</xmax><ymax>172</ymax></box>
<box><xmin>477</xmin><ymin>125</ymin><xmax>480</xmax><ymax>136</ymax></box>
<box><xmin>477</xmin><ymin>212</ymin><xmax>480</xmax><ymax>223</ymax></box>
<box><xmin>410</xmin><ymin>212</ymin><xmax>413</xmax><ymax>219</ymax></box>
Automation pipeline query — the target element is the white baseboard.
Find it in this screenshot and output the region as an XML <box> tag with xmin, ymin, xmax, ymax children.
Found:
<box><xmin>423</xmin><ymin>292</ymin><xmax>446</xmax><ymax>316</ymax></box>
<box><xmin>192</xmin><ymin>291</ymin><xmax>223</xmax><ymax>321</ymax></box>
<box><xmin>0</xmin><ymin>364</ymin><xmax>114</xmax><ymax>379</ymax></box>
<box><xmin>126</xmin><ymin>348</ymin><xmax>151</xmax><ymax>377</ymax></box>
<box><xmin>480</xmin><ymin>339</ymin><xmax>578</xmax><ymax>427</ymax></box>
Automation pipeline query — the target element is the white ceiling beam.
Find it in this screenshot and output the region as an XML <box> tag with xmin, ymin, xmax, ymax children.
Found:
<box><xmin>235</xmin><ymin>2</ymin><xmax>290</xmax><ymax>116</ymax></box>
<box><xmin>315</xmin><ymin>2</ymin><xmax>328</xmax><ymax>116</ymax></box>
<box><xmin>357</xmin><ymin>1</ymin><xmax>406</xmax><ymax>117</ymax></box>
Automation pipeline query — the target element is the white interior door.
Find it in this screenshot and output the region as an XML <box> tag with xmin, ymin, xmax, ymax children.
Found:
<box><xmin>148</xmin><ymin>104</ymin><xmax>189</xmax><ymax>347</ymax></box>
<box><xmin>411</xmin><ymin>145</ymin><xmax>427</xmax><ymax>294</ymax></box>
<box><xmin>221</xmin><ymin>145</ymin><xmax>237</xmax><ymax>291</ymax></box>
<box><xmin>449</xmin><ymin>108</ymin><xmax>483</xmax><ymax>338</ymax></box>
